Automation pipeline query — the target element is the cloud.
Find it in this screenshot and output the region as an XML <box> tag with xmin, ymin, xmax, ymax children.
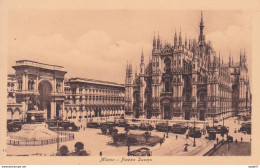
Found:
<box><xmin>8</xmin><ymin>31</ymin><xmax>152</xmax><ymax>84</ymax></box>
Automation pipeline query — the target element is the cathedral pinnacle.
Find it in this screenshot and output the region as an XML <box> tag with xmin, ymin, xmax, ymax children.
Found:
<box><xmin>141</xmin><ymin>47</ymin><xmax>144</xmax><ymax>64</ymax></box>
<box><xmin>199</xmin><ymin>11</ymin><xmax>205</xmax><ymax>43</ymax></box>
<box><xmin>157</xmin><ymin>31</ymin><xmax>160</xmax><ymax>49</ymax></box>
<box><xmin>185</xmin><ymin>34</ymin><xmax>187</xmax><ymax>48</ymax></box>
<box><xmin>174</xmin><ymin>28</ymin><xmax>177</xmax><ymax>47</ymax></box>
<box><xmin>179</xmin><ymin>27</ymin><xmax>182</xmax><ymax>45</ymax></box>
<box><xmin>153</xmin><ymin>31</ymin><xmax>156</xmax><ymax>49</ymax></box>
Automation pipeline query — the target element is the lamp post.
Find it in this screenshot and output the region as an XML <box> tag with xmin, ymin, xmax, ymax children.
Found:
<box><xmin>166</xmin><ymin>120</ymin><xmax>169</xmax><ymax>138</ymax></box>
<box><xmin>56</xmin><ymin>118</ymin><xmax>60</xmax><ymax>155</ymax></box>
<box><xmin>193</xmin><ymin>120</ymin><xmax>196</xmax><ymax>147</ymax></box>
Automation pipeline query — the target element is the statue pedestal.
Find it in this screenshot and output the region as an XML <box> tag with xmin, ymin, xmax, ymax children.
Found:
<box><xmin>9</xmin><ymin>123</ymin><xmax>57</xmax><ymax>141</ymax></box>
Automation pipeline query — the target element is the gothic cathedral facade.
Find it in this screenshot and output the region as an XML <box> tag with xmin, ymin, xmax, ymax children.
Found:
<box><xmin>125</xmin><ymin>12</ymin><xmax>252</xmax><ymax>121</ymax></box>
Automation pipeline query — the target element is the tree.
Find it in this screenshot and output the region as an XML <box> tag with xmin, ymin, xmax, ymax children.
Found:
<box><xmin>59</xmin><ymin>145</ymin><xmax>69</xmax><ymax>156</ymax></box>
<box><xmin>101</xmin><ymin>128</ymin><xmax>107</xmax><ymax>134</ymax></box>
<box><xmin>144</xmin><ymin>131</ymin><xmax>151</xmax><ymax>143</ymax></box>
<box><xmin>112</xmin><ymin>133</ymin><xmax>120</xmax><ymax>146</ymax></box>
<box><xmin>74</xmin><ymin>141</ymin><xmax>84</xmax><ymax>153</ymax></box>
<box><xmin>127</xmin><ymin>136</ymin><xmax>137</xmax><ymax>155</ymax></box>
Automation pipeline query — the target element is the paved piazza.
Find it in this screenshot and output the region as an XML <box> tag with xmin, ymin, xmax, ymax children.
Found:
<box><xmin>6</xmin><ymin>117</ymin><xmax>251</xmax><ymax>156</ymax></box>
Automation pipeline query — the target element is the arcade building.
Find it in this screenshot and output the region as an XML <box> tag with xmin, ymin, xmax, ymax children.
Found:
<box><xmin>7</xmin><ymin>60</ymin><xmax>125</xmax><ymax>124</ymax></box>
<box><xmin>125</xmin><ymin>12</ymin><xmax>252</xmax><ymax>121</ymax></box>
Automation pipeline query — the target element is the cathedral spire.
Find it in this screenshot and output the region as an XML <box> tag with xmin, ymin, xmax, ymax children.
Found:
<box><xmin>135</xmin><ymin>66</ymin><xmax>138</xmax><ymax>78</ymax></box>
<box><xmin>244</xmin><ymin>48</ymin><xmax>246</xmax><ymax>63</ymax></box>
<box><xmin>229</xmin><ymin>52</ymin><xmax>231</xmax><ymax>67</ymax></box>
<box><xmin>179</xmin><ymin>27</ymin><xmax>182</xmax><ymax>46</ymax></box>
<box><xmin>140</xmin><ymin>47</ymin><xmax>145</xmax><ymax>74</ymax></box>
<box><xmin>189</xmin><ymin>37</ymin><xmax>191</xmax><ymax>50</ymax></box>
<box><xmin>129</xmin><ymin>61</ymin><xmax>133</xmax><ymax>75</ymax></box>
<box><xmin>141</xmin><ymin>46</ymin><xmax>144</xmax><ymax>64</ymax></box>
<box><xmin>185</xmin><ymin>34</ymin><xmax>187</xmax><ymax>48</ymax></box>
<box><xmin>160</xmin><ymin>36</ymin><xmax>163</xmax><ymax>49</ymax></box>
<box><xmin>240</xmin><ymin>49</ymin><xmax>242</xmax><ymax>65</ymax></box>
<box><xmin>219</xmin><ymin>52</ymin><xmax>221</xmax><ymax>67</ymax></box>
<box><xmin>157</xmin><ymin>31</ymin><xmax>160</xmax><ymax>49</ymax></box>
<box><xmin>174</xmin><ymin>28</ymin><xmax>177</xmax><ymax>47</ymax></box>
<box><xmin>199</xmin><ymin>11</ymin><xmax>205</xmax><ymax>44</ymax></box>
<box><xmin>153</xmin><ymin>31</ymin><xmax>156</xmax><ymax>49</ymax></box>
<box><xmin>126</xmin><ymin>60</ymin><xmax>129</xmax><ymax>75</ymax></box>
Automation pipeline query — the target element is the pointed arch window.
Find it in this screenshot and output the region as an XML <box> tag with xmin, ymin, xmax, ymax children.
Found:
<box><xmin>165</xmin><ymin>81</ymin><xmax>170</xmax><ymax>92</ymax></box>
<box><xmin>164</xmin><ymin>58</ymin><xmax>171</xmax><ymax>73</ymax></box>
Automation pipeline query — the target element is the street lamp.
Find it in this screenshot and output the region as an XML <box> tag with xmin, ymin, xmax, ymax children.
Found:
<box><xmin>56</xmin><ymin>118</ymin><xmax>60</xmax><ymax>155</ymax></box>
<box><xmin>166</xmin><ymin>120</ymin><xmax>169</xmax><ymax>138</ymax></box>
<box><xmin>193</xmin><ymin>120</ymin><xmax>196</xmax><ymax>147</ymax></box>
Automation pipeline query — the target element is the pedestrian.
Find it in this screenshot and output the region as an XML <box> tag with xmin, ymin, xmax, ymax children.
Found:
<box><xmin>235</xmin><ymin>139</ymin><xmax>238</xmax><ymax>143</ymax></box>
<box><xmin>100</xmin><ymin>151</ymin><xmax>102</xmax><ymax>156</ymax></box>
<box><xmin>216</xmin><ymin>137</ymin><xmax>219</xmax><ymax>143</ymax></box>
<box><xmin>241</xmin><ymin>137</ymin><xmax>243</xmax><ymax>142</ymax></box>
<box><xmin>184</xmin><ymin>145</ymin><xmax>187</xmax><ymax>151</ymax></box>
<box><xmin>164</xmin><ymin>133</ymin><xmax>166</xmax><ymax>138</ymax></box>
<box><xmin>81</xmin><ymin>125</ymin><xmax>82</xmax><ymax>129</ymax></box>
<box><xmin>176</xmin><ymin>135</ymin><xmax>178</xmax><ymax>140</ymax></box>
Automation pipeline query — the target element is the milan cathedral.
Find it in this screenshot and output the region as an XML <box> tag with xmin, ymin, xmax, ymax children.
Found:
<box><xmin>125</xmin><ymin>12</ymin><xmax>252</xmax><ymax>121</ymax></box>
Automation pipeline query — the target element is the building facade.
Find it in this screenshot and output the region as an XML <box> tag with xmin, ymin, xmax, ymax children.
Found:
<box><xmin>7</xmin><ymin>60</ymin><xmax>125</xmax><ymax>124</ymax></box>
<box><xmin>125</xmin><ymin>12</ymin><xmax>252</xmax><ymax>121</ymax></box>
<box><xmin>64</xmin><ymin>78</ymin><xmax>125</xmax><ymax>123</ymax></box>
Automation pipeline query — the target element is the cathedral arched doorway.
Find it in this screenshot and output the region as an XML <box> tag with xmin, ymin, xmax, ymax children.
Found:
<box><xmin>163</xmin><ymin>105</ymin><xmax>171</xmax><ymax>119</ymax></box>
<box><xmin>38</xmin><ymin>80</ymin><xmax>52</xmax><ymax>119</ymax></box>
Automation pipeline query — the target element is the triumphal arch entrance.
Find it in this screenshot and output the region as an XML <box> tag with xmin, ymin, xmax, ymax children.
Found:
<box><xmin>12</xmin><ymin>60</ymin><xmax>67</xmax><ymax>121</ymax></box>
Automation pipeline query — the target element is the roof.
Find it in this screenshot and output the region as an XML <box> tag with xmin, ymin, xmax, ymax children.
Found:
<box><xmin>13</xmin><ymin>60</ymin><xmax>66</xmax><ymax>72</ymax></box>
<box><xmin>68</xmin><ymin>77</ymin><xmax>125</xmax><ymax>88</ymax></box>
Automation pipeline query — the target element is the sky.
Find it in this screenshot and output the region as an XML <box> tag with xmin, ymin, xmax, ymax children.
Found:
<box><xmin>8</xmin><ymin>10</ymin><xmax>252</xmax><ymax>84</ymax></box>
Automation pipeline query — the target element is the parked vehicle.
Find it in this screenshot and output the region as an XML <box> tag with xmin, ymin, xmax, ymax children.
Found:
<box><xmin>227</xmin><ymin>135</ymin><xmax>233</xmax><ymax>142</ymax></box>
<box><xmin>172</xmin><ymin>124</ymin><xmax>187</xmax><ymax>134</ymax></box>
<box><xmin>100</xmin><ymin>122</ymin><xmax>117</xmax><ymax>134</ymax></box>
<box><xmin>128</xmin><ymin>147</ymin><xmax>152</xmax><ymax>156</ymax></box>
<box><xmin>207</xmin><ymin>128</ymin><xmax>217</xmax><ymax>140</ymax></box>
<box><xmin>118</xmin><ymin>119</ymin><xmax>127</xmax><ymax>127</ymax></box>
<box><xmin>139</xmin><ymin>123</ymin><xmax>154</xmax><ymax>131</ymax></box>
<box><xmin>46</xmin><ymin>120</ymin><xmax>78</xmax><ymax>131</ymax></box>
<box><xmin>239</xmin><ymin>122</ymin><xmax>251</xmax><ymax>134</ymax></box>
<box><xmin>125</xmin><ymin>122</ymin><xmax>141</xmax><ymax>130</ymax></box>
<box><xmin>242</xmin><ymin>115</ymin><xmax>251</xmax><ymax>121</ymax></box>
<box><xmin>215</xmin><ymin>125</ymin><xmax>229</xmax><ymax>134</ymax></box>
<box><xmin>188</xmin><ymin>127</ymin><xmax>202</xmax><ymax>138</ymax></box>
<box><xmin>155</xmin><ymin>123</ymin><xmax>171</xmax><ymax>132</ymax></box>
<box><xmin>100</xmin><ymin>122</ymin><xmax>114</xmax><ymax>128</ymax></box>
<box><xmin>87</xmin><ymin>122</ymin><xmax>100</xmax><ymax>128</ymax></box>
<box><xmin>7</xmin><ymin>120</ymin><xmax>23</xmax><ymax>132</ymax></box>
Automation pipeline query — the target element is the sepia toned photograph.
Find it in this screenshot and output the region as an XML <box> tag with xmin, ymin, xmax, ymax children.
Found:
<box><xmin>0</xmin><ymin>0</ymin><xmax>259</xmax><ymax>165</ymax></box>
